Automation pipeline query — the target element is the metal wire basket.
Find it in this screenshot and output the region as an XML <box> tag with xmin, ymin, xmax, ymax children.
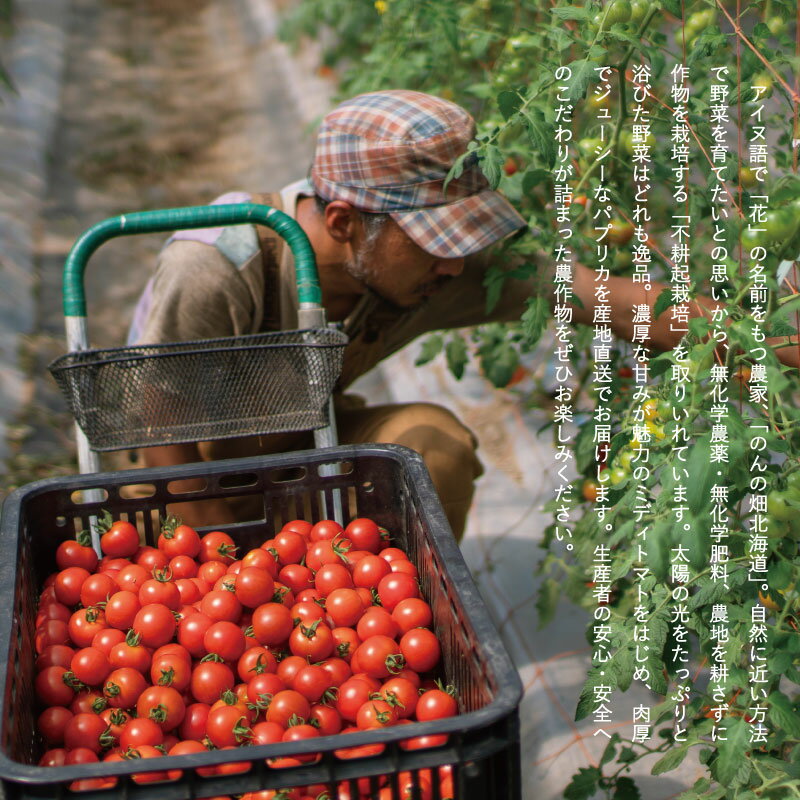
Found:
<box><xmin>49</xmin><ymin>328</ymin><xmax>347</xmax><ymax>451</ymax></box>
<box><xmin>50</xmin><ymin>203</ymin><xmax>344</xmax><ymax>472</ymax></box>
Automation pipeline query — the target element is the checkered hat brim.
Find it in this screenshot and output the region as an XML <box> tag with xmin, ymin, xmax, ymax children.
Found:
<box><xmin>311</xmin><ymin>90</ymin><xmax>527</xmax><ymax>257</ymax></box>
<box><xmin>391</xmin><ymin>189</ymin><xmax>526</xmax><ymax>258</ymax></box>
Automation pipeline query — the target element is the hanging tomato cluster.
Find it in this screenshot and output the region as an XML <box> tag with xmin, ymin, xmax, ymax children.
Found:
<box><xmin>33</xmin><ymin>514</ymin><xmax>457</xmax><ymax>799</ymax></box>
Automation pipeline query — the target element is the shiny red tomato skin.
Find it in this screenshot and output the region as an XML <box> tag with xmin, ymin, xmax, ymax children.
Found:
<box><xmin>56</xmin><ymin>540</ymin><xmax>98</xmax><ymax>572</ymax></box>
<box><xmin>190</xmin><ymin>661</ymin><xmax>235</xmax><ymax>705</ymax></box>
<box><xmin>133</xmin><ymin>603</ymin><xmax>177</xmax><ymax>648</ymax></box>
<box><xmin>100</xmin><ymin>520</ymin><xmax>140</xmax><ymax>558</ymax></box>
<box><xmin>344</xmin><ymin>518</ymin><xmax>384</xmax><ymax>553</ymax></box>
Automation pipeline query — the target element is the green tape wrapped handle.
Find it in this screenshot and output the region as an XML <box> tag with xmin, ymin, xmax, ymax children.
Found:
<box><xmin>62</xmin><ymin>203</ymin><xmax>320</xmax><ymax>317</ymax></box>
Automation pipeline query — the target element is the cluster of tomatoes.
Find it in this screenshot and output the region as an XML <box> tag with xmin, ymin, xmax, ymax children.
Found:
<box><xmin>33</xmin><ymin>514</ymin><xmax>457</xmax><ymax>799</ymax></box>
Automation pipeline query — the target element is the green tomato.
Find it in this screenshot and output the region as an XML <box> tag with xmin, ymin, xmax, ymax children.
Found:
<box><xmin>596</xmin><ymin>0</ymin><xmax>632</xmax><ymax>30</ymax></box>
<box><xmin>762</xmin><ymin>208</ymin><xmax>796</xmax><ymax>243</ymax></box>
<box><xmin>751</xmin><ymin>71</ymin><xmax>774</xmax><ymax>99</ymax></box>
<box><xmin>766</xmin><ymin>16</ymin><xmax>787</xmax><ymax>36</ymax></box>
<box><xmin>609</xmin><ymin>466</ymin><xmax>629</xmax><ymax>486</ymax></box>
<box><xmin>763</xmin><ymin>515</ymin><xmax>789</xmax><ymax>539</ymax></box>
<box><xmin>629</xmin><ymin>0</ymin><xmax>649</xmax><ymax>24</ymax></box>
<box><xmin>617</xmin><ymin>449</ymin><xmax>635</xmax><ymax>471</ymax></box>
<box><xmin>738</xmin><ymin>166</ymin><xmax>758</xmax><ymax>189</ymax></box>
<box><xmin>741</xmin><ymin>226</ymin><xmax>767</xmax><ymax>251</ymax></box>
<box><xmin>767</xmin><ymin>491</ymin><xmax>794</xmax><ymax>522</ymax></box>
<box><xmin>785</xmin><ymin>471</ymin><xmax>800</xmax><ymax>497</ymax></box>
<box><xmin>577</xmin><ymin>137</ymin><xmax>605</xmax><ymax>160</ymax></box>
<box><xmin>685</xmin><ymin>8</ymin><xmax>717</xmax><ymax>36</ymax></box>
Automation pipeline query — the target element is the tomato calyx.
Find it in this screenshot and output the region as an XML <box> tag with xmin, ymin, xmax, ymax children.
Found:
<box><xmin>434</xmin><ymin>679</ymin><xmax>457</xmax><ymax>697</ymax></box>
<box><xmin>299</xmin><ymin>620</ymin><xmax>321</xmax><ymax>639</ymax></box>
<box><xmin>151</xmin><ymin>566</ymin><xmax>173</xmax><ymax>583</ymax></box>
<box><xmin>98</xmin><ymin>727</ymin><xmax>116</xmax><ymax>749</ymax></box>
<box><xmin>155</xmin><ymin>667</ymin><xmax>175</xmax><ymax>687</ymax></box>
<box><xmin>250</xmin><ymin>692</ymin><xmax>274</xmax><ymax>712</ymax></box>
<box><xmin>380</xmin><ymin>690</ymin><xmax>406</xmax><ymax>711</ymax></box>
<box><xmin>219</xmin><ymin>689</ymin><xmax>240</xmax><ymax>706</ymax></box>
<box><xmin>76</xmin><ymin>529</ymin><xmax>93</xmax><ymax>548</ymax></box>
<box><xmin>273</xmin><ymin>586</ymin><xmax>291</xmax><ymax>603</ymax></box>
<box><xmin>200</xmin><ymin>653</ymin><xmax>225</xmax><ymax>663</ymax></box>
<box><xmin>385</xmin><ymin>654</ymin><xmax>406</xmax><ymax>674</ymax></box>
<box><xmin>91</xmin><ymin>696</ymin><xmax>109</xmax><ymax>713</ymax></box>
<box><xmin>332</xmin><ymin>536</ymin><xmax>354</xmax><ymax>564</ymax></box>
<box><xmin>159</xmin><ymin>514</ymin><xmax>181</xmax><ymax>540</ymax></box>
<box><xmin>286</xmin><ymin>713</ymin><xmax>306</xmax><ymax>728</ymax></box>
<box><xmin>148</xmin><ymin>703</ymin><xmax>169</xmax><ymax>724</ymax></box>
<box><xmin>61</xmin><ymin>670</ymin><xmax>86</xmax><ymax>692</ymax></box>
<box><xmin>96</xmin><ymin>510</ymin><xmax>116</xmax><ymax>535</ymax></box>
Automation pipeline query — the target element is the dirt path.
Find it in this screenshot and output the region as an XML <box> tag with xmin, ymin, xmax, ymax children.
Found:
<box><xmin>4</xmin><ymin>0</ymin><xmax>318</xmax><ymax>495</ymax></box>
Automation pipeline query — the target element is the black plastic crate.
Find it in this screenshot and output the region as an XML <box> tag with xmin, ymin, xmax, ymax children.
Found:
<box><xmin>0</xmin><ymin>444</ymin><xmax>522</xmax><ymax>800</ymax></box>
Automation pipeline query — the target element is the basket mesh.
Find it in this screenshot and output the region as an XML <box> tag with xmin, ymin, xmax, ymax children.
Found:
<box><xmin>48</xmin><ymin>328</ymin><xmax>347</xmax><ymax>451</ymax></box>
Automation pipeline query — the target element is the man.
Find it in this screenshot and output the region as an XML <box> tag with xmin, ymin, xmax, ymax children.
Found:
<box><xmin>127</xmin><ymin>89</ymin><xmax>797</xmax><ymax>537</ymax></box>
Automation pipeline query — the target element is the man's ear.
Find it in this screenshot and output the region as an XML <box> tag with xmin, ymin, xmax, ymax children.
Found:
<box><xmin>324</xmin><ymin>201</ymin><xmax>360</xmax><ymax>244</ymax></box>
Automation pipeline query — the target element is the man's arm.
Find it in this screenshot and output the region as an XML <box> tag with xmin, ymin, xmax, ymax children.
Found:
<box><xmin>570</xmin><ymin>262</ymin><xmax>800</xmax><ymax>369</ymax></box>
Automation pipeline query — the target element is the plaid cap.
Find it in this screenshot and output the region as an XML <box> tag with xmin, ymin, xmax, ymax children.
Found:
<box><xmin>310</xmin><ymin>90</ymin><xmax>527</xmax><ymax>258</ymax></box>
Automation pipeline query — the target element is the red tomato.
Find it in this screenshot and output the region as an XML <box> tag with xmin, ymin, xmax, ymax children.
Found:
<box><xmin>279</xmin><ymin>563</ymin><xmax>315</xmax><ymax>594</ymax></box>
<box><xmin>64</xmin><ymin>747</ymin><xmax>99</xmax><ymax>765</ymax></box>
<box><xmin>204</xmin><ymin>620</ymin><xmax>246</xmax><ymax>661</ymax></box>
<box><xmin>100</xmin><ymin>519</ymin><xmax>140</xmax><ymax>558</ymax></box>
<box><xmin>306</xmin><ymin>539</ymin><xmax>351</xmax><ymax>572</ymax></box>
<box><xmin>105</xmin><ymin>590</ymin><xmax>141</xmax><ymax>630</ymax></box>
<box><xmin>158</xmin><ymin>521</ymin><xmax>201</xmax><ymax>559</ymax></box>
<box><xmin>289</xmin><ymin>620</ymin><xmax>334</xmax><ymax>661</ymax></box>
<box><xmin>331</xmin><ymin>627</ymin><xmax>361</xmax><ymax>663</ymax></box>
<box><xmin>344</xmin><ymin>518</ymin><xmax>384</xmax><ymax>553</ymax></box>
<box><xmin>356</xmin><ymin>698</ymin><xmax>398</xmax><ymax>730</ymax></box>
<box><xmin>119</xmin><ymin>715</ymin><xmax>164</xmax><ymax>748</ymax></box>
<box><xmin>68</xmin><ymin>607</ymin><xmax>107</xmax><ymax>648</ymax></box>
<box><xmin>199</xmin><ymin>531</ymin><xmax>237</xmax><ymax>564</ymax></box>
<box><xmin>325</xmin><ymin>588</ymin><xmax>365</xmax><ymax>628</ymax></box>
<box><xmin>70</xmin><ymin>647</ymin><xmax>111</xmax><ymax>686</ymax></box>
<box><xmin>390</xmin><ymin>560</ymin><xmax>419</xmax><ymax>579</ymax></box>
<box><xmin>103</xmin><ymin>667</ymin><xmax>147</xmax><ymax>708</ymax></box>
<box><xmin>133</xmin><ymin>603</ymin><xmax>177</xmax><ymax>648</ymax></box>
<box><xmin>190</xmin><ymin>660</ymin><xmax>235</xmax><ymax>705</ymax></box>
<box><xmin>378</xmin><ymin>771</ymin><xmax>432</xmax><ymax>800</ymax></box>
<box><xmin>206</xmin><ymin>705</ymin><xmax>252</xmax><ymax>748</ymax></box>
<box><xmin>310</xmin><ymin>703</ymin><xmax>342</xmax><ymax>736</ymax></box>
<box><xmin>175</xmin><ymin>578</ymin><xmax>201</xmax><ymax>605</ymax></box>
<box><xmin>265</xmin><ymin>689</ymin><xmax>310</xmax><ymax>728</ymax></box>
<box><xmin>319</xmin><ymin>656</ymin><xmax>352</xmax><ymax>688</ymax></box>
<box><xmin>38</xmin><ymin>749</ymin><xmax>67</xmax><ymax>767</ymax></box>
<box><xmin>36</xmin><ymin>644</ymin><xmax>75</xmax><ymax>672</ymax></box>
<box><xmin>273</xmin><ymin>530</ymin><xmax>307</xmax><ymax>565</ymax></box>
<box><xmin>391</xmin><ymin>597</ymin><xmax>433</xmax><ymax>634</ymax></box>
<box><xmin>69</xmin><ymin>690</ymin><xmax>106</xmax><ymax>715</ymax></box>
<box><xmin>197</xmin><ymin>560</ymin><xmax>228</xmax><ymax>585</ymax></box>
<box><xmin>235</xmin><ymin>567</ymin><xmax>275</xmax><ymax>608</ymax></box>
<box><xmin>127</xmin><ymin>744</ymin><xmax>169</xmax><ymax>785</ymax></box>
<box><xmin>200</xmin><ymin>589</ymin><xmax>242</xmax><ymax>623</ymax></box>
<box><xmin>64</xmin><ymin>712</ymin><xmax>108</xmax><ymax>753</ymax></box>
<box><xmin>35</xmin><ymin>619</ymin><xmax>71</xmax><ymax>653</ymax></box>
<box><xmin>109</xmin><ymin>633</ymin><xmax>152</xmax><ymax>674</ymax></box>
<box><xmin>115</xmin><ymin>563</ymin><xmax>149</xmax><ymax>594</ymax></box>
<box><xmin>378</xmin><ymin>547</ymin><xmax>407</xmax><ymax>564</ymax></box>
<box><xmin>335</xmin><ymin>677</ymin><xmax>372</xmax><ymax>722</ymax></box>
<box><xmin>292</xmin><ymin>664</ymin><xmax>333</xmax><ymax>703</ymax></box>
<box><xmin>138</xmin><ymin>577</ymin><xmax>181</xmax><ymax>611</ymax></box>
<box><xmin>150</xmin><ymin>653</ymin><xmax>192</xmax><ymax>691</ymax></box>
<box><xmin>56</xmin><ymin>539</ymin><xmax>98</xmax><ymax>572</ymax></box>
<box><xmin>314</xmin><ymin>563</ymin><xmax>353</xmax><ymax>597</ymax></box>
<box><xmin>178</xmin><ymin>703</ymin><xmax>210</xmax><ymax>741</ymax></box>
<box><xmin>251</xmin><ymin>720</ymin><xmax>284</xmax><ymax>745</ymax></box>
<box><xmin>237</xmin><ymin>646</ymin><xmax>277</xmax><ymax>682</ymax></box>
<box><xmin>36</xmin><ymin>602</ymin><xmax>71</xmax><ymax>627</ymax></box>
<box><xmin>377</xmin><ymin>573</ymin><xmax>420</xmax><ymax>612</ymax></box>
<box><xmin>355</xmin><ymin>635</ymin><xmax>404</xmax><ymax>680</ymax></box>
<box><xmin>379</xmin><ymin>677</ymin><xmax>419</xmax><ymax>719</ymax></box>
<box><xmin>356</xmin><ymin>607</ymin><xmax>399</xmax><ymax>641</ymax></box>
<box><xmin>352</xmin><ymin>555</ymin><xmax>392</xmax><ymax>589</ymax></box>
<box><xmin>290</xmin><ymin>601</ymin><xmax>326</xmax><ymax>628</ymax></box>
<box><xmin>178</xmin><ymin>611</ymin><xmax>214</xmax><ymax>658</ymax></box>
<box><xmin>309</xmin><ymin>520</ymin><xmax>344</xmax><ymax>542</ymax></box>
<box><xmin>169</xmin><ymin>555</ymin><xmax>198</xmax><ymax>579</ymax></box>
<box><xmin>53</xmin><ymin>567</ymin><xmax>91</xmax><ymax>606</ymax></box>
<box><xmin>247</xmin><ymin>672</ymin><xmax>286</xmax><ymax>707</ymax></box>
<box><xmin>251</xmin><ymin>602</ymin><xmax>293</xmax><ymax>646</ymax></box>
<box><xmin>415</xmin><ymin>688</ymin><xmax>458</xmax><ymax>721</ymax></box>
<box><xmin>137</xmin><ymin>685</ymin><xmax>186</xmax><ymax>732</ymax></box>
<box><xmin>134</xmin><ymin>545</ymin><xmax>169</xmax><ymax>573</ymax></box>
<box><xmin>99</xmin><ymin>707</ymin><xmax>131</xmax><ymax>742</ymax></box>
<box><xmin>282</xmin><ymin>519</ymin><xmax>313</xmax><ymax>538</ymax></box>
<box><xmin>399</xmin><ymin>628</ymin><xmax>440</xmax><ymax>673</ymax></box>
<box><xmin>37</xmin><ymin>706</ymin><xmax>73</xmax><ymax>745</ymax></box>
<box><xmin>91</xmin><ymin>627</ymin><xmax>126</xmax><ymax>656</ymax></box>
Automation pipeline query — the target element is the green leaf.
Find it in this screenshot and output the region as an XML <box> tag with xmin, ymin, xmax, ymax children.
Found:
<box><xmin>557</xmin><ymin>59</ymin><xmax>597</xmax><ymax>105</ymax></box>
<box><xmin>535</xmin><ymin>577</ymin><xmax>561</xmax><ymax>629</ymax></box>
<box><xmin>576</xmin><ymin>667</ymin><xmax>616</xmax><ymax>722</ymax></box>
<box><xmin>445</xmin><ymin>335</ymin><xmax>468</xmax><ymax>380</ymax></box>
<box><xmin>414</xmin><ymin>334</ymin><xmax>443</xmax><ymax>366</ymax></box>
<box><xmin>478</xmin><ymin>143</ymin><xmax>505</xmax><ymax>190</ymax></box>
<box><xmin>480</xmin><ymin>340</ymin><xmax>519</xmax><ymax>388</ymax></box>
<box><xmin>689</xmin><ymin>568</ymin><xmax>746</xmax><ymax>612</ymax></box>
<box><xmin>768</xmin><ymin>691</ymin><xmax>800</xmax><ymax>737</ymax></box>
<box><xmin>684</xmin><ymin>434</ymin><xmax>713</xmax><ymax>515</ymax></box>
<box><xmin>600</xmin><ymin>732</ymin><xmax>622</xmax><ymax>767</ymax></box>
<box><xmin>521</xmin><ymin>167</ymin><xmax>552</xmax><ymax>197</ymax></box>
<box><xmin>563</xmin><ymin>766</ymin><xmax>601</xmax><ymax>800</ymax></box>
<box><xmin>714</xmin><ymin>717</ymin><xmax>753</xmax><ymax>786</ymax></box>
<box><xmin>651</xmin><ymin>745</ymin><xmax>689</xmax><ymax>776</ymax></box>
<box><xmin>551</xmin><ymin>5</ymin><xmax>591</xmax><ymax>20</ymax></box>
<box><xmin>521</xmin><ymin>295</ymin><xmax>550</xmax><ymax>347</ymax></box>
<box><xmin>613</xmin><ymin>777</ymin><xmax>642</xmax><ymax>800</ymax></box>
<box><xmin>521</xmin><ymin>108</ymin><xmax>556</xmax><ymax>169</ymax></box>
<box><xmin>653</xmin><ymin>287</ymin><xmax>674</xmax><ymax>321</ymax></box>
<box><xmin>497</xmin><ymin>90</ymin><xmax>523</xmax><ymax>120</ymax></box>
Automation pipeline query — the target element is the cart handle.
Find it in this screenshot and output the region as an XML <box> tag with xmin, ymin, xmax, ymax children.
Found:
<box><xmin>62</xmin><ymin>203</ymin><xmax>321</xmax><ymax>318</ymax></box>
